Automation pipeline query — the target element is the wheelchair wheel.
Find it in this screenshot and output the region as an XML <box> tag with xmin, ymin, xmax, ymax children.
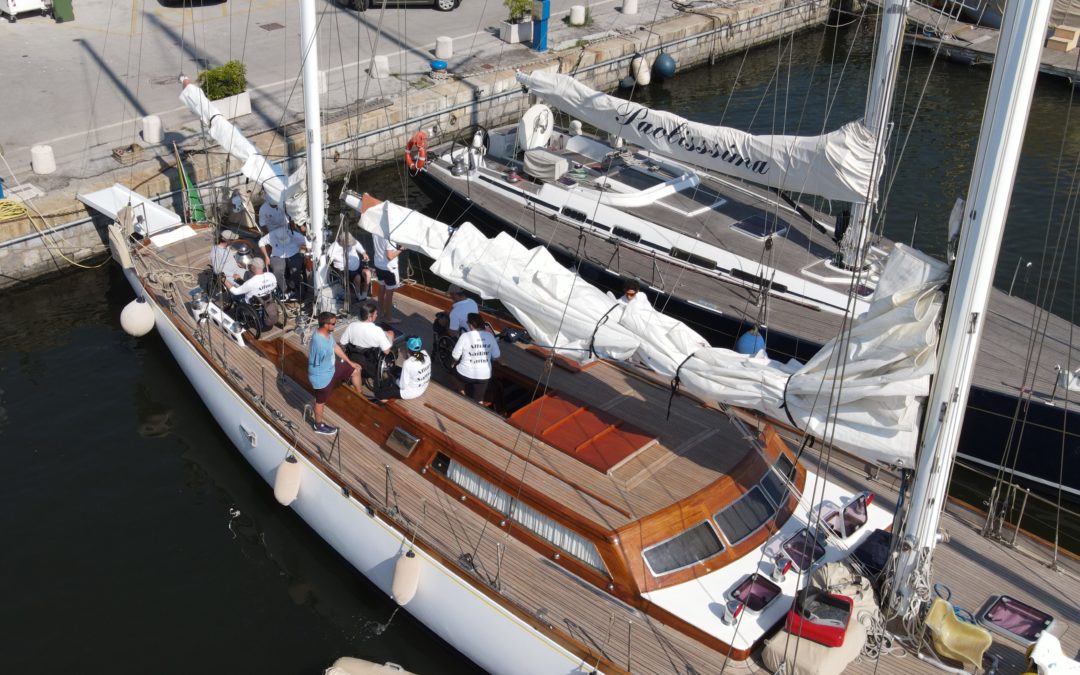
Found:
<box><xmin>435</xmin><ymin>334</ymin><xmax>455</xmax><ymax>370</ymax></box>
<box><xmin>233</xmin><ymin>303</ymin><xmax>263</xmax><ymax>340</ymax></box>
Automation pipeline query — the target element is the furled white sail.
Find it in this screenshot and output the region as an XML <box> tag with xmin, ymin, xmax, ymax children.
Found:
<box><xmin>178</xmin><ymin>81</ymin><xmax>307</xmax><ymax>225</ymax></box>
<box><xmin>515</xmin><ymin>70</ymin><xmax>878</xmax><ymax>204</ymax></box>
<box><xmin>352</xmin><ymin>197</ymin><xmax>452</xmax><ymax>260</ymax></box>
<box><xmin>432</xmin><ymin>223</ymin><xmax>640</xmax><ymax>361</ymax></box>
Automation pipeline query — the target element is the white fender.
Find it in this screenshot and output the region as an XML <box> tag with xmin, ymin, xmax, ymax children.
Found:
<box><xmin>273</xmin><ymin>455</ymin><xmax>302</xmax><ymax>506</ymax></box>
<box><xmin>631</xmin><ymin>56</ymin><xmax>652</xmax><ymax>86</ymax></box>
<box><xmin>391</xmin><ymin>550</ymin><xmax>421</xmax><ymax>606</ymax></box>
<box><xmin>120</xmin><ymin>297</ymin><xmax>156</xmax><ymax>337</ymax></box>
<box><xmin>325</xmin><ymin>657</ymin><xmax>414</xmax><ymax>675</ymax></box>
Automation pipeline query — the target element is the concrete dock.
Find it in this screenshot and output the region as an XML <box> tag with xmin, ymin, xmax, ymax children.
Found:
<box><xmin>0</xmin><ymin>0</ymin><xmax>832</xmax><ymax>287</ymax></box>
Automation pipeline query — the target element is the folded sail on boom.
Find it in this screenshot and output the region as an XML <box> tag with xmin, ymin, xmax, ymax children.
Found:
<box><xmin>515</xmin><ymin>70</ymin><xmax>879</xmax><ymax>204</ymax></box>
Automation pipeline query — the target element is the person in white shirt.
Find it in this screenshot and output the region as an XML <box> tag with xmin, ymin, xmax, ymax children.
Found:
<box><xmin>451</xmin><ymin>313</ymin><xmax>501</xmax><ymax>405</ymax></box>
<box><xmin>447</xmin><ymin>285</ymin><xmax>479</xmax><ymax>337</ymax></box>
<box><xmin>226</xmin><ymin>259</ymin><xmax>278</xmax><ymax>303</ymax></box>
<box><xmin>617</xmin><ymin>279</ymin><xmax>648</xmax><ymax>305</ymax></box>
<box><xmin>259</xmin><ymin>225</ymin><xmax>307</xmax><ymax>300</ymax></box>
<box><xmin>258</xmin><ymin>197</ymin><xmax>287</xmax><ymax>233</ymax></box>
<box><xmin>328</xmin><ymin>231</ymin><xmax>370</xmax><ymax>302</ymax></box>
<box><xmin>377</xmin><ymin>336</ymin><xmax>431</xmax><ymax>401</ymax></box>
<box><xmin>372</xmin><ymin>232</ymin><xmax>402</xmax><ymax>322</ymax></box>
<box><xmin>209</xmin><ymin>229</ymin><xmax>244</xmax><ymax>283</ymax></box>
<box><xmin>339</xmin><ymin>301</ymin><xmax>395</xmax><ymax>381</ymax></box>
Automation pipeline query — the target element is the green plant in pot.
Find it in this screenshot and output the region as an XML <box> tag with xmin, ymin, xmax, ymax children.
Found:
<box><xmin>504</xmin><ymin>0</ymin><xmax>531</xmax><ymax>23</ymax></box>
<box><xmin>198</xmin><ymin>60</ymin><xmax>248</xmax><ymax>101</ymax></box>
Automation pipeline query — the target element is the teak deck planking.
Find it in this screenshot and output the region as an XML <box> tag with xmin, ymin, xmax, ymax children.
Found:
<box><xmin>136</xmin><ymin>229</ymin><xmax>1080</xmax><ymax>674</ymax></box>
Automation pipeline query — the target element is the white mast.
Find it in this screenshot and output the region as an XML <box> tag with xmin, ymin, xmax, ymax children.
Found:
<box><xmin>300</xmin><ymin>0</ymin><xmax>329</xmax><ymax>308</ymax></box>
<box><xmin>838</xmin><ymin>0</ymin><xmax>910</xmax><ymax>269</ymax></box>
<box><xmin>889</xmin><ymin>0</ymin><xmax>1051</xmax><ymax>609</ymax></box>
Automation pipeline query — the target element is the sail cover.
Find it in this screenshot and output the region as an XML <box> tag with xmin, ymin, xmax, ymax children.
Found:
<box><xmin>429</xmin><ymin>218</ymin><xmax>945</xmax><ymax>465</ymax></box>
<box><xmin>355</xmin><ymin>199</ymin><xmax>452</xmax><ymax>260</ymax></box>
<box><xmin>179</xmin><ymin>82</ymin><xmax>307</xmax><ymax>225</ymax></box>
<box><xmin>516</xmin><ymin>70</ymin><xmax>878</xmax><ymax>204</ymax></box>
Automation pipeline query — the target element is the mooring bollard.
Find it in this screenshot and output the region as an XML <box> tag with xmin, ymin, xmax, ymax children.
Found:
<box><xmin>436</xmin><ymin>36</ymin><xmax>453</xmax><ymax>60</ymax></box>
<box><xmin>31</xmin><ymin>145</ymin><xmax>56</xmax><ymax>175</ymax></box>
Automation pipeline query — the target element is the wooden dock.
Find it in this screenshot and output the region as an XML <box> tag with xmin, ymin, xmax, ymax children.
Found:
<box><xmin>868</xmin><ymin>1</ymin><xmax>1080</xmax><ymax>81</ymax></box>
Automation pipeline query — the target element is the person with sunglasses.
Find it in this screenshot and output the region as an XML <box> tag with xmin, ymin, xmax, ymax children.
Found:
<box><xmin>308</xmin><ymin>311</ymin><xmax>361</xmax><ymax>435</ymax></box>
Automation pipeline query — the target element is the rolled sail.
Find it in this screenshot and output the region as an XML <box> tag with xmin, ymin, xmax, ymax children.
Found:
<box><xmin>179</xmin><ymin>81</ymin><xmax>307</xmax><ymax>225</ymax></box>
<box><xmin>516</xmin><ymin>70</ymin><xmax>878</xmax><ymax>204</ymax></box>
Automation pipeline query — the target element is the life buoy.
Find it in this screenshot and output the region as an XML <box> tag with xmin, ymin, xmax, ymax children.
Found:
<box><xmin>405</xmin><ymin>131</ymin><xmax>428</xmax><ymax>171</ymax></box>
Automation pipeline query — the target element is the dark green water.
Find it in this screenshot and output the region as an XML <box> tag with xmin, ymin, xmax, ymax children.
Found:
<box><xmin>5</xmin><ymin>21</ymin><xmax>1080</xmax><ymax>674</ymax></box>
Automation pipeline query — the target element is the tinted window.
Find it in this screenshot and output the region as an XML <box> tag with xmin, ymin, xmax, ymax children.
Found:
<box><xmin>715</xmin><ymin>486</ymin><xmax>774</xmax><ymax>544</ymax></box>
<box><xmin>643</xmin><ymin>522</ymin><xmax>724</xmax><ymax>575</ymax></box>
<box><xmin>761</xmin><ymin>454</ymin><xmax>795</xmax><ymax>508</ymax></box>
<box><xmin>783</xmin><ymin>528</ymin><xmax>826</xmax><ymax>571</ymax></box>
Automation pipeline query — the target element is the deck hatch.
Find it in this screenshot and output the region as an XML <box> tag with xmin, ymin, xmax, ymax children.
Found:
<box><xmin>508</xmin><ymin>392</ymin><xmax>656</xmax><ymax>473</ymax></box>
<box><xmin>732</xmin><ymin>214</ymin><xmax>789</xmax><ymax>240</ymax></box>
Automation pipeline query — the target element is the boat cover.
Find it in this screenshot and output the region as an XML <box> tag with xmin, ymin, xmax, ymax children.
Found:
<box><xmin>516</xmin><ymin>70</ymin><xmax>879</xmax><ymax>204</ymax></box>
<box><xmin>523</xmin><ymin>148</ymin><xmax>568</xmax><ymax>181</ymax></box>
<box><xmin>179</xmin><ymin>82</ymin><xmax>307</xmax><ymax>225</ymax></box>
<box><xmin>355</xmin><ymin>200</ymin><xmax>452</xmax><ymax>261</ymax></box>
<box><xmin>427</xmin><ymin>209</ymin><xmax>946</xmax><ymax>465</ymax></box>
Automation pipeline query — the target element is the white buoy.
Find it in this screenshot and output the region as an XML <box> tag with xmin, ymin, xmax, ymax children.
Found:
<box><xmin>120</xmin><ymin>297</ymin><xmax>155</xmax><ymax>337</ymax></box>
<box><xmin>569</xmin><ymin>4</ymin><xmax>586</xmax><ymax>25</ymax></box>
<box><xmin>632</xmin><ymin>56</ymin><xmax>652</xmax><ymax>86</ymax></box>
<box><xmin>569</xmin><ymin>120</ymin><xmax>583</xmax><ymax>136</ymax></box>
<box><xmin>435</xmin><ymin>36</ymin><xmax>453</xmax><ymax>60</ymax></box>
<box><xmin>326</xmin><ymin>657</ymin><xmax>414</xmax><ymax>675</ymax></box>
<box><xmin>391</xmin><ymin>550</ymin><xmax>421</xmax><ymax>606</ymax></box>
<box><xmin>31</xmin><ymin>145</ymin><xmax>56</xmax><ymax>175</ymax></box>
<box><xmin>371</xmin><ymin>55</ymin><xmax>390</xmax><ymax>79</ymax></box>
<box><xmin>141</xmin><ymin>115</ymin><xmax>163</xmax><ymax>144</ymax></box>
<box><xmin>274</xmin><ymin>455</ymin><xmax>302</xmax><ymax>506</ymax></box>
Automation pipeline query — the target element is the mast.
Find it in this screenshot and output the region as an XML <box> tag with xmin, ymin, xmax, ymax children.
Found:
<box><xmin>838</xmin><ymin>0</ymin><xmax>910</xmax><ymax>269</ymax></box>
<box><xmin>300</xmin><ymin>0</ymin><xmax>329</xmax><ymax>308</ymax></box>
<box><xmin>889</xmin><ymin>0</ymin><xmax>1051</xmax><ymax>609</ymax></box>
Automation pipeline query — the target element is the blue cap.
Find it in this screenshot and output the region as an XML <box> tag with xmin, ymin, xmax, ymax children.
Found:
<box><xmin>406</xmin><ymin>336</ymin><xmax>423</xmax><ymax>352</ymax></box>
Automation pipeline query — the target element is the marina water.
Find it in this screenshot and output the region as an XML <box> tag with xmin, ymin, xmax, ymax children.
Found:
<box><xmin>3</xmin><ymin>24</ymin><xmax>1078</xmax><ymax>672</ymax></box>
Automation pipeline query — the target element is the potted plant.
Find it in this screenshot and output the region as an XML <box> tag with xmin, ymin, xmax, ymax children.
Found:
<box><xmin>198</xmin><ymin>60</ymin><xmax>251</xmax><ymax>120</ymax></box>
<box><xmin>500</xmin><ymin>0</ymin><xmax>533</xmax><ymax>44</ymax></box>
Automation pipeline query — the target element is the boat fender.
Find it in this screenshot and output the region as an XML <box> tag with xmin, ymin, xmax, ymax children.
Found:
<box><xmin>735</xmin><ymin>330</ymin><xmax>766</xmax><ymax>355</ymax></box>
<box><xmin>274</xmin><ymin>455</ymin><xmax>302</xmax><ymax>506</ymax></box>
<box><xmin>631</xmin><ymin>56</ymin><xmax>651</xmax><ymax>86</ymax></box>
<box><xmin>326</xmin><ymin>656</ymin><xmax>414</xmax><ymax>675</ymax></box>
<box><xmin>404</xmin><ymin>131</ymin><xmax>428</xmax><ymax>171</ymax></box>
<box><xmin>391</xmin><ymin>550</ymin><xmax>421</xmax><ymax>606</ymax></box>
<box><xmin>121</xmin><ymin>297</ymin><xmax>156</xmax><ymax>337</ymax></box>
<box><xmin>653</xmin><ymin>52</ymin><xmax>676</xmax><ymax>79</ymax></box>
<box><xmin>618</xmin><ymin>76</ymin><xmax>635</xmax><ymax>90</ymax></box>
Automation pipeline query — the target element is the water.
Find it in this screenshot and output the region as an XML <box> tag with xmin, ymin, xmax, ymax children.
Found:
<box><xmin>5</xmin><ymin>21</ymin><xmax>1080</xmax><ymax>673</ymax></box>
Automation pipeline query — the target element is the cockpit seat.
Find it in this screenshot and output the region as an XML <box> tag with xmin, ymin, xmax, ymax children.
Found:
<box><xmin>924</xmin><ymin>598</ymin><xmax>993</xmax><ymax>670</ymax></box>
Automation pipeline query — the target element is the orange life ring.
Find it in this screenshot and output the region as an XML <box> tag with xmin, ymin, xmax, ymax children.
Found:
<box><xmin>405</xmin><ymin>131</ymin><xmax>428</xmax><ymax>171</ymax></box>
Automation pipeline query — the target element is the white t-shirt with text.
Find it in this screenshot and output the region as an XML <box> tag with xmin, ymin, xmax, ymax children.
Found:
<box><xmin>398</xmin><ymin>352</ymin><xmax>432</xmax><ymax>400</ymax></box>
<box><xmin>229</xmin><ymin>271</ymin><xmax>277</xmax><ymax>301</ymax></box>
<box><xmin>452</xmin><ymin>330</ymin><xmax>501</xmax><ymax>380</ymax></box>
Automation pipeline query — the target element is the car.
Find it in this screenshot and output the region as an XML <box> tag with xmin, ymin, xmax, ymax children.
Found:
<box><xmin>352</xmin><ymin>0</ymin><xmax>459</xmax><ymax>11</ymax></box>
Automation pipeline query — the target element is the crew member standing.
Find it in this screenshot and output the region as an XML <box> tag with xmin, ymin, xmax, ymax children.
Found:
<box><xmin>259</xmin><ymin>223</ymin><xmax>307</xmax><ymax>300</ymax></box>
<box><xmin>451</xmin><ymin>313</ymin><xmax>501</xmax><ymax>405</ymax></box>
<box><xmin>372</xmin><ymin>232</ymin><xmax>402</xmax><ymax>322</ymax></box>
<box><xmin>307</xmin><ymin>312</ymin><xmax>362</xmax><ymax>436</ymax></box>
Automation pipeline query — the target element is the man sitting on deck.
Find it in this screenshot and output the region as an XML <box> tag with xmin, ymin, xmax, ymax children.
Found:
<box><xmin>225</xmin><ymin>258</ymin><xmax>277</xmax><ymax>302</ymax></box>
<box><xmin>339</xmin><ymin>301</ymin><xmax>395</xmax><ymax>384</ymax></box>
<box><xmin>209</xmin><ymin>229</ymin><xmax>244</xmax><ymax>282</ymax></box>
<box><xmin>308</xmin><ymin>311</ymin><xmax>362</xmax><ymax>436</ymax></box>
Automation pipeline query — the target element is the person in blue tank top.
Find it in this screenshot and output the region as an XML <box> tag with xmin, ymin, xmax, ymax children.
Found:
<box><xmin>308</xmin><ymin>311</ymin><xmax>362</xmax><ymax>435</ymax></box>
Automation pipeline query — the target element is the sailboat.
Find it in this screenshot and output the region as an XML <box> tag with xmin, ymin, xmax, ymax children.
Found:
<box><xmin>411</xmin><ymin>2</ymin><xmax>1080</xmax><ymax>500</ymax></box>
<box><xmin>84</xmin><ymin>0</ymin><xmax>1080</xmax><ymax>672</ymax></box>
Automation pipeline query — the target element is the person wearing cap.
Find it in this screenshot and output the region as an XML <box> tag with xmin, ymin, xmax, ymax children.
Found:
<box><xmin>451</xmin><ymin>312</ymin><xmax>500</xmax><ymax>405</ymax></box>
<box><xmin>259</xmin><ymin>223</ymin><xmax>308</xmax><ymax>300</ymax></box>
<box><xmin>225</xmin><ymin>258</ymin><xmax>277</xmax><ymax>302</ymax></box>
<box><xmin>328</xmin><ymin>231</ymin><xmax>371</xmax><ymax>302</ymax></box>
<box><xmin>209</xmin><ymin>229</ymin><xmax>244</xmax><ymax>282</ymax></box>
<box><xmin>447</xmin><ymin>285</ymin><xmax>478</xmax><ymax>337</ymax></box>
<box><xmin>377</xmin><ymin>336</ymin><xmax>431</xmax><ymax>401</ymax></box>
<box><xmin>372</xmin><ymin>232</ymin><xmax>403</xmax><ymax>322</ymax></box>
<box><xmin>258</xmin><ymin>196</ymin><xmax>287</xmax><ymax>233</ymax></box>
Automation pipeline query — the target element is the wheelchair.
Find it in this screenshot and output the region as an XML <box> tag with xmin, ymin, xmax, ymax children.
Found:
<box><xmin>224</xmin><ymin>291</ymin><xmax>285</xmax><ymax>340</ymax></box>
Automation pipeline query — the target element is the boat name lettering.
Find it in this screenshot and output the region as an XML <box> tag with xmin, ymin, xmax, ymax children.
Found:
<box><xmin>613</xmin><ymin>108</ymin><xmax>770</xmax><ymax>175</ymax></box>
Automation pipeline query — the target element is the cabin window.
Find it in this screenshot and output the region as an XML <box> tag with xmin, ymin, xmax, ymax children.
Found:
<box><xmin>783</xmin><ymin>528</ymin><xmax>826</xmax><ymax>571</ymax></box>
<box><xmin>714</xmin><ymin>486</ymin><xmax>774</xmax><ymax>545</ymax></box>
<box><xmin>642</xmin><ymin>521</ymin><xmax>724</xmax><ymax>576</ymax></box>
<box><xmin>670</xmin><ymin>247</ymin><xmax>717</xmax><ymax>270</ymax></box>
<box><xmin>561</xmin><ymin>206</ymin><xmax>588</xmax><ymax>223</ymax></box>
<box><xmin>436</xmin><ymin>456</ymin><xmax>607</xmax><ymax>574</ymax></box>
<box><xmin>613</xmin><ymin>226</ymin><xmax>642</xmax><ymax>243</ymax></box>
<box><xmin>824</xmin><ymin>492</ymin><xmax>872</xmax><ymax>539</ymax></box>
<box><xmin>760</xmin><ymin>454</ymin><xmax>795</xmax><ymax>509</ymax></box>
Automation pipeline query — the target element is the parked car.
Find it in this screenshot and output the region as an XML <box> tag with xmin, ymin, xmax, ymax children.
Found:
<box><xmin>352</xmin><ymin>0</ymin><xmax>459</xmax><ymax>11</ymax></box>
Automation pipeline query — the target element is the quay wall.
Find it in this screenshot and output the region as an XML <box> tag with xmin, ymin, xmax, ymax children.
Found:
<box><xmin>0</xmin><ymin>0</ymin><xmax>832</xmax><ymax>289</ymax></box>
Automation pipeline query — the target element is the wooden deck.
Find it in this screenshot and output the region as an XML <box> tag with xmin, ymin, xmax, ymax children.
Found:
<box><xmin>132</xmin><ymin>227</ymin><xmax>1080</xmax><ymax>674</ymax></box>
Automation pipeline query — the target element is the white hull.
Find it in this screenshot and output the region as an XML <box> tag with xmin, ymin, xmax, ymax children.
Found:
<box><xmin>123</xmin><ymin>269</ymin><xmax>596</xmax><ymax>675</ymax></box>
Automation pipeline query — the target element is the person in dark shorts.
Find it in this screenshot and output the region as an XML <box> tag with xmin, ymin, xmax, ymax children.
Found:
<box><xmin>308</xmin><ymin>311</ymin><xmax>362</xmax><ymax>435</ymax></box>
<box><xmin>451</xmin><ymin>313</ymin><xmax>500</xmax><ymax>405</ymax></box>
